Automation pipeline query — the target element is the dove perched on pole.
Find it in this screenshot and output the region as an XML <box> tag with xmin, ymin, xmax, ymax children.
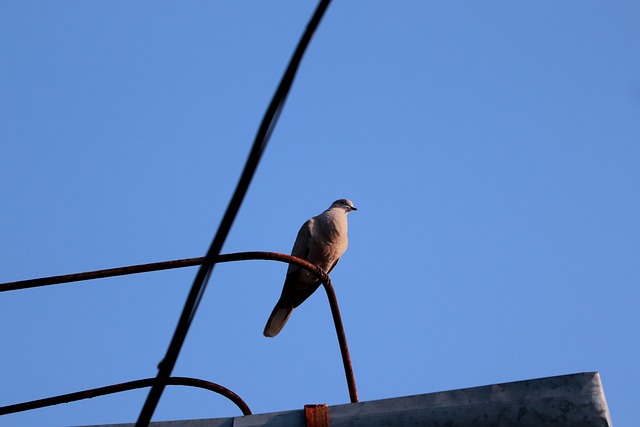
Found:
<box><xmin>264</xmin><ymin>199</ymin><xmax>357</xmax><ymax>337</ymax></box>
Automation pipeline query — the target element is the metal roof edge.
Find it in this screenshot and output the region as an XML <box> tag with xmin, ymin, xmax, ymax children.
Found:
<box><xmin>77</xmin><ymin>371</ymin><xmax>612</xmax><ymax>427</ymax></box>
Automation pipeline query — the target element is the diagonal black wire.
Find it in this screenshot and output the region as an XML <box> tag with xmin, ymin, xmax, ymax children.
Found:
<box><xmin>136</xmin><ymin>1</ymin><xmax>332</xmax><ymax>425</ymax></box>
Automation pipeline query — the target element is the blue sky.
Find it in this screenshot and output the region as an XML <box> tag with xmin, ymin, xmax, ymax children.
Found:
<box><xmin>1</xmin><ymin>1</ymin><xmax>638</xmax><ymax>426</ymax></box>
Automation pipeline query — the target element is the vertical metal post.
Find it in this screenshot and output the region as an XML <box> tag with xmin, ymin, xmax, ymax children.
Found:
<box><xmin>322</xmin><ymin>281</ymin><xmax>358</xmax><ymax>403</ymax></box>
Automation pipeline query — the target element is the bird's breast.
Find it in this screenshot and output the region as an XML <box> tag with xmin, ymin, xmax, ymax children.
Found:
<box><xmin>307</xmin><ymin>213</ymin><xmax>348</xmax><ymax>271</ymax></box>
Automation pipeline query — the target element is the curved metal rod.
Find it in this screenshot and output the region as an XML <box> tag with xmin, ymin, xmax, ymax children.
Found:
<box><xmin>0</xmin><ymin>251</ymin><xmax>358</xmax><ymax>403</ymax></box>
<box><xmin>1</xmin><ymin>253</ymin><xmax>320</xmax><ymax>293</ymax></box>
<box><xmin>0</xmin><ymin>377</ymin><xmax>251</xmax><ymax>417</ymax></box>
<box><xmin>0</xmin><ymin>258</ymin><xmax>204</xmax><ymax>293</ymax></box>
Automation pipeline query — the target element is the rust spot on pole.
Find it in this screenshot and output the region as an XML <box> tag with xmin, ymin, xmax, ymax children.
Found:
<box><xmin>305</xmin><ymin>404</ymin><xmax>330</xmax><ymax>427</ymax></box>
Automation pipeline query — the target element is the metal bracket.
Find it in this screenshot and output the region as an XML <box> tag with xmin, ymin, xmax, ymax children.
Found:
<box><xmin>305</xmin><ymin>404</ymin><xmax>329</xmax><ymax>427</ymax></box>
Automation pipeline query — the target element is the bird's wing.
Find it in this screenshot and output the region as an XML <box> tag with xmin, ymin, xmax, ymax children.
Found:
<box><xmin>277</xmin><ymin>218</ymin><xmax>321</xmax><ymax>308</ymax></box>
<box><xmin>290</xmin><ymin>218</ymin><xmax>313</xmax><ymax>262</ymax></box>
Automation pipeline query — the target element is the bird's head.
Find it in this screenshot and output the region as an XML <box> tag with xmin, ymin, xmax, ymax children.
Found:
<box><xmin>330</xmin><ymin>199</ymin><xmax>357</xmax><ymax>213</ymax></box>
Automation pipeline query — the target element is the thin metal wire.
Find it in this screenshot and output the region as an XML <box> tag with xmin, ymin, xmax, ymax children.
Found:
<box><xmin>136</xmin><ymin>1</ymin><xmax>332</xmax><ymax>425</ymax></box>
<box><xmin>0</xmin><ymin>377</ymin><xmax>251</xmax><ymax>417</ymax></box>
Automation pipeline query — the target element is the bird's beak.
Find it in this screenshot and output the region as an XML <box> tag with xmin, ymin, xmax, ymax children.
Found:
<box><xmin>351</xmin><ymin>206</ymin><xmax>358</xmax><ymax>211</ymax></box>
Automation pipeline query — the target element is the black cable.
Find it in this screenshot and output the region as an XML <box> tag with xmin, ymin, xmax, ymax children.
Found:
<box><xmin>135</xmin><ymin>1</ymin><xmax>332</xmax><ymax>425</ymax></box>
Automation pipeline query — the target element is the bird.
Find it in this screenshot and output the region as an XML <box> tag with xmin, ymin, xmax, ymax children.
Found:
<box><xmin>263</xmin><ymin>199</ymin><xmax>357</xmax><ymax>337</ymax></box>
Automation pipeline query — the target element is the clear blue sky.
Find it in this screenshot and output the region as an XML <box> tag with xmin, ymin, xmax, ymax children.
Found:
<box><xmin>1</xmin><ymin>1</ymin><xmax>638</xmax><ymax>426</ymax></box>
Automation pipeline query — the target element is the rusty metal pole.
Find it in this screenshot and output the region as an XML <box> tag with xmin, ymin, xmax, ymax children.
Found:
<box><xmin>322</xmin><ymin>280</ymin><xmax>358</xmax><ymax>403</ymax></box>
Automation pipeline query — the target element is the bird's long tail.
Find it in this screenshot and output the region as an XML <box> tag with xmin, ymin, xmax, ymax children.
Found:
<box><xmin>263</xmin><ymin>302</ymin><xmax>293</xmax><ymax>337</ymax></box>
